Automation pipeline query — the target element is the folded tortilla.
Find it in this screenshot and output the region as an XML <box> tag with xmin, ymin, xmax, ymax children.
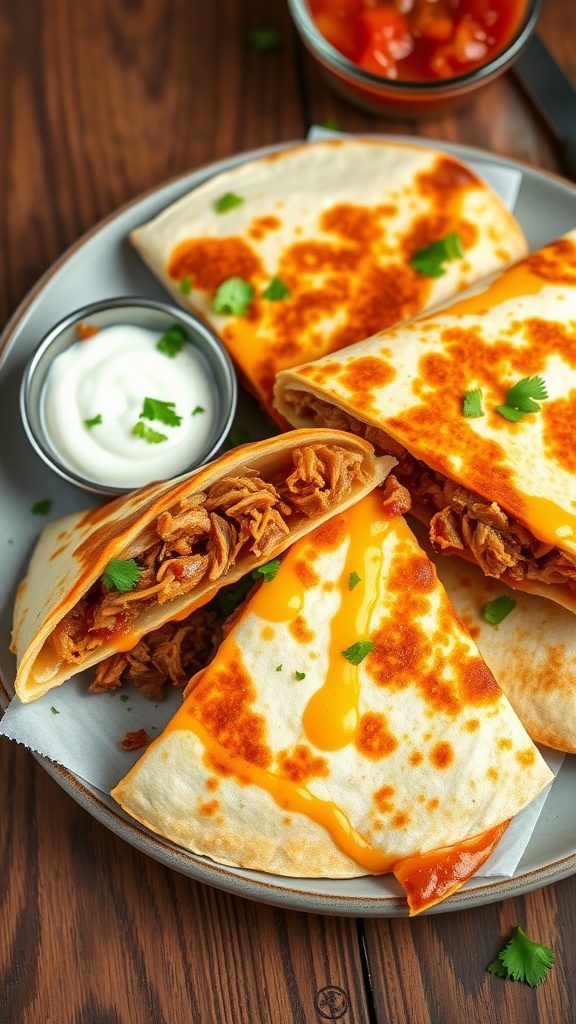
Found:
<box><xmin>130</xmin><ymin>139</ymin><xmax>526</xmax><ymax>422</ymax></box>
<box><xmin>275</xmin><ymin>231</ymin><xmax>576</xmax><ymax>613</ymax></box>
<box><xmin>12</xmin><ymin>429</ymin><xmax>391</xmax><ymax>702</ymax></box>
<box><xmin>112</xmin><ymin>489</ymin><xmax>552</xmax><ymax>914</ymax></box>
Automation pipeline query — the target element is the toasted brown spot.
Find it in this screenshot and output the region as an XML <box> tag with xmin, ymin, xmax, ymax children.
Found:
<box><xmin>516</xmin><ymin>747</ymin><xmax>536</xmax><ymax>767</ymax></box>
<box><xmin>248</xmin><ymin>215</ymin><xmax>281</xmax><ymax>240</ymax></box>
<box><xmin>499</xmin><ymin>737</ymin><xmax>513</xmax><ymax>750</ymax></box>
<box><xmin>276</xmin><ymin>744</ymin><xmax>329</xmax><ymax>784</ymax></box>
<box><xmin>464</xmin><ymin>718</ymin><xmax>480</xmax><ymax>733</ymax></box>
<box><xmin>205</xmin><ymin>776</ymin><xmax>219</xmax><ymax>792</ymax></box>
<box><xmin>260</xmin><ymin>625</ymin><xmax>275</xmax><ymax>641</ymax></box>
<box><xmin>391</xmin><ymin>811</ymin><xmax>410</xmax><ymax>829</ymax></box>
<box><xmin>430</xmin><ymin>741</ymin><xmax>454</xmax><ymax>769</ymax></box>
<box><xmin>487</xmin><ymin>767</ymin><xmax>498</xmax><ymax>781</ymax></box>
<box><xmin>167</xmin><ymin>236</ymin><xmax>264</xmax><ymax>292</ymax></box>
<box><xmin>374</xmin><ymin>784</ymin><xmax>395</xmax><ymax>813</ymax></box>
<box><xmin>309</xmin><ymin>514</ymin><xmax>348</xmax><ymax>553</ymax></box>
<box><xmin>427</xmin><ymin>797</ymin><xmax>440</xmax><ymax>811</ymax></box>
<box><xmin>409</xmin><ymin>750</ymin><xmax>424</xmax><ymax>766</ymax></box>
<box><xmin>198</xmin><ymin>799</ymin><xmax>219</xmax><ymax>817</ymax></box>
<box><xmin>289</xmin><ymin>615</ymin><xmax>315</xmax><ymax>644</ymax></box>
<box><xmin>355</xmin><ymin>712</ymin><xmax>398</xmax><ymax>760</ymax></box>
<box><xmin>293</xmin><ymin>558</ymin><xmax>320</xmax><ymax>589</ymax></box>
<box><xmin>542</xmin><ymin>392</ymin><xmax>576</xmax><ymax>473</ymax></box>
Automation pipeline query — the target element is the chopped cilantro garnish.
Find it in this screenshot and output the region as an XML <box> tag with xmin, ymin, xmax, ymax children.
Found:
<box><xmin>496</xmin><ymin>375</ymin><xmax>548</xmax><ymax>422</ymax></box>
<box><xmin>342</xmin><ymin>639</ymin><xmax>374</xmax><ymax>665</ymax></box>
<box><xmin>31</xmin><ymin>499</ymin><xmax>52</xmax><ymax>515</ymax></box>
<box><xmin>213</xmin><ymin>277</ymin><xmax>254</xmax><ymax>317</ymax></box>
<box><xmin>140</xmin><ymin>397</ymin><xmax>182</xmax><ymax>427</ymax></box>
<box><xmin>276</xmin><ymin>665</ymin><xmax>282</xmax><ymax>672</ymax></box>
<box><xmin>120</xmin><ymin>694</ymin><xmax>130</xmax><ymax>702</ymax></box>
<box><xmin>262</xmin><ymin>276</ymin><xmax>290</xmax><ymax>301</ymax></box>
<box><xmin>463</xmin><ymin>389</ymin><xmax>484</xmax><ymax>418</ymax></box>
<box><xmin>217</xmin><ymin>574</ymin><xmax>256</xmax><ymax>618</ymax></box>
<box><xmin>295</xmin><ymin>671</ymin><xmax>306</xmax><ymax>681</ymax></box>
<box><xmin>156</xmin><ymin>324</ymin><xmax>186</xmax><ymax>358</ymax></box>
<box><xmin>50</xmin><ymin>706</ymin><xmax>60</xmax><ymax>715</ymax></box>
<box><xmin>244</xmin><ymin>27</ymin><xmax>281</xmax><ymax>52</ymax></box>
<box><xmin>349</xmin><ymin>571</ymin><xmax>361</xmax><ymax>591</ymax></box>
<box><xmin>483</xmin><ymin>595</ymin><xmax>517</xmax><ymax>625</ymax></box>
<box><xmin>179</xmin><ymin>277</ymin><xmax>192</xmax><ymax>295</ymax></box>
<box><xmin>132</xmin><ymin>421</ymin><xmax>168</xmax><ymax>444</ymax></box>
<box><xmin>253</xmin><ymin>559</ymin><xmax>281</xmax><ymax>583</ymax></box>
<box><xmin>215</xmin><ymin>192</ymin><xmax>244</xmax><ymax>213</ymax></box>
<box><xmin>192</xmin><ymin>405</ymin><xmax>205</xmax><ymax>416</ymax></box>
<box><xmin>102</xmin><ymin>558</ymin><xmax>142</xmax><ymax>592</ymax></box>
<box><xmin>319</xmin><ymin>117</ymin><xmax>342</xmax><ymax>131</ymax></box>
<box><xmin>487</xmin><ymin>926</ymin><xmax>554</xmax><ymax>987</ymax></box>
<box><xmin>84</xmin><ymin>413</ymin><xmax>103</xmax><ymax>429</ymax></box>
<box><xmin>410</xmin><ymin>232</ymin><xmax>464</xmax><ymax>278</ymax></box>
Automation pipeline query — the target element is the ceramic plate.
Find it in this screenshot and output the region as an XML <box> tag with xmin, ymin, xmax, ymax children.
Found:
<box><xmin>2</xmin><ymin>137</ymin><xmax>576</xmax><ymax>917</ymax></box>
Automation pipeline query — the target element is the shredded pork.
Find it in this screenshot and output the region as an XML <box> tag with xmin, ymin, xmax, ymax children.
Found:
<box><xmin>284</xmin><ymin>389</ymin><xmax>576</xmax><ymax>594</ymax></box>
<box><xmin>50</xmin><ymin>443</ymin><xmax>366</xmax><ymax>689</ymax></box>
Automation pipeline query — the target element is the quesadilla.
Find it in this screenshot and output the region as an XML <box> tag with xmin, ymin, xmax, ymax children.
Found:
<box><xmin>12</xmin><ymin>429</ymin><xmax>391</xmax><ymax>702</ymax></box>
<box><xmin>412</xmin><ymin>519</ymin><xmax>576</xmax><ymax>754</ymax></box>
<box><xmin>130</xmin><ymin>139</ymin><xmax>527</xmax><ymax>422</ymax></box>
<box><xmin>112</xmin><ymin>488</ymin><xmax>552</xmax><ymax>915</ymax></box>
<box><xmin>275</xmin><ymin>231</ymin><xmax>576</xmax><ymax>612</ymax></box>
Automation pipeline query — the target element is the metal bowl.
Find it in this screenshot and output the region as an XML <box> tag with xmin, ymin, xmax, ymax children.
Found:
<box><xmin>20</xmin><ymin>296</ymin><xmax>238</xmax><ymax>497</ymax></box>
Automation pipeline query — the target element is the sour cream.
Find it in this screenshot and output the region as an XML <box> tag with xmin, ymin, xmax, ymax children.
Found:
<box><xmin>41</xmin><ymin>324</ymin><xmax>216</xmax><ymax>488</ymax></box>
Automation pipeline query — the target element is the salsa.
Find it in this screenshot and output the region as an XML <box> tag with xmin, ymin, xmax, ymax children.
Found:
<box><xmin>309</xmin><ymin>0</ymin><xmax>527</xmax><ymax>81</ymax></box>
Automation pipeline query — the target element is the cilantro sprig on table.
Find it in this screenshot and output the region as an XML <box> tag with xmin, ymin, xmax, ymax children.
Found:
<box><xmin>410</xmin><ymin>233</ymin><xmax>464</xmax><ymax>278</ymax></box>
<box><xmin>244</xmin><ymin>27</ymin><xmax>281</xmax><ymax>52</ymax></box>
<box><xmin>102</xmin><ymin>558</ymin><xmax>142</xmax><ymax>592</ymax></box>
<box><xmin>487</xmin><ymin>926</ymin><xmax>554</xmax><ymax>987</ymax></box>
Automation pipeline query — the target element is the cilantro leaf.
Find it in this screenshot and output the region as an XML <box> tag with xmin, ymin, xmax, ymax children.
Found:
<box><xmin>342</xmin><ymin>639</ymin><xmax>374</xmax><ymax>665</ymax></box>
<box><xmin>463</xmin><ymin>388</ymin><xmax>484</xmax><ymax>418</ymax></box>
<box><xmin>295</xmin><ymin>671</ymin><xmax>306</xmax><ymax>681</ymax></box>
<box><xmin>215</xmin><ymin>192</ymin><xmax>244</xmax><ymax>213</ymax></box>
<box><xmin>506</xmin><ymin>375</ymin><xmax>548</xmax><ymax>410</ymax></box>
<box><xmin>483</xmin><ymin>595</ymin><xmax>517</xmax><ymax>625</ymax></box>
<box><xmin>192</xmin><ymin>405</ymin><xmax>205</xmax><ymax>416</ymax></box>
<box><xmin>244</xmin><ymin>27</ymin><xmax>281</xmax><ymax>52</ymax></box>
<box><xmin>487</xmin><ymin>926</ymin><xmax>554</xmax><ymax>987</ymax></box>
<box><xmin>410</xmin><ymin>232</ymin><xmax>464</xmax><ymax>278</ymax></box>
<box><xmin>140</xmin><ymin>397</ymin><xmax>182</xmax><ymax>427</ymax></box>
<box><xmin>132</xmin><ymin>421</ymin><xmax>168</xmax><ymax>444</ymax></box>
<box><xmin>50</xmin><ymin>706</ymin><xmax>60</xmax><ymax>715</ymax></box>
<box><xmin>156</xmin><ymin>324</ymin><xmax>186</xmax><ymax>358</ymax></box>
<box><xmin>179</xmin><ymin>277</ymin><xmax>192</xmax><ymax>295</ymax></box>
<box><xmin>349</xmin><ymin>571</ymin><xmax>361</xmax><ymax>590</ymax></box>
<box><xmin>102</xmin><ymin>558</ymin><xmax>142</xmax><ymax>592</ymax></box>
<box><xmin>495</xmin><ymin>404</ymin><xmax>524</xmax><ymax>423</ymax></box>
<box><xmin>276</xmin><ymin>665</ymin><xmax>282</xmax><ymax>672</ymax></box>
<box><xmin>217</xmin><ymin>574</ymin><xmax>256</xmax><ymax>618</ymax></box>
<box><xmin>262</xmin><ymin>276</ymin><xmax>290</xmax><ymax>301</ymax></box>
<box><xmin>31</xmin><ymin>499</ymin><xmax>52</xmax><ymax>515</ymax></box>
<box><xmin>252</xmin><ymin>559</ymin><xmax>281</xmax><ymax>583</ymax></box>
<box><xmin>213</xmin><ymin>277</ymin><xmax>254</xmax><ymax>316</ymax></box>
<box><xmin>84</xmin><ymin>413</ymin><xmax>103</xmax><ymax>429</ymax></box>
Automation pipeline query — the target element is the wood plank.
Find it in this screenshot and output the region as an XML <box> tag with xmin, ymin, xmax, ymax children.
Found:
<box><xmin>363</xmin><ymin>876</ymin><xmax>576</xmax><ymax>1024</ymax></box>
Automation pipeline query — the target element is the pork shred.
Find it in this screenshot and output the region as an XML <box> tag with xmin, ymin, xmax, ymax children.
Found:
<box><xmin>283</xmin><ymin>389</ymin><xmax>576</xmax><ymax>593</ymax></box>
<box><xmin>51</xmin><ymin>442</ymin><xmax>366</xmax><ymax>678</ymax></box>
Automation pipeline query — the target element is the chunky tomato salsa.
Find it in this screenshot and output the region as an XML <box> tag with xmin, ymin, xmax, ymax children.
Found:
<box><xmin>309</xmin><ymin>0</ymin><xmax>527</xmax><ymax>81</ymax></box>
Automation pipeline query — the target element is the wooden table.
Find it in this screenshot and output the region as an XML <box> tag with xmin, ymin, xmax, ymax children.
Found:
<box><xmin>1</xmin><ymin>1</ymin><xmax>576</xmax><ymax>1021</ymax></box>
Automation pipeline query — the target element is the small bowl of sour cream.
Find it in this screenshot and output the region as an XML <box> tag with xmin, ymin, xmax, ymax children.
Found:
<box><xmin>21</xmin><ymin>297</ymin><xmax>237</xmax><ymax>495</ymax></box>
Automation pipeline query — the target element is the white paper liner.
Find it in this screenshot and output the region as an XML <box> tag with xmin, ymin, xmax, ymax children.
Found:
<box><xmin>0</xmin><ymin>130</ymin><xmax>552</xmax><ymax>883</ymax></box>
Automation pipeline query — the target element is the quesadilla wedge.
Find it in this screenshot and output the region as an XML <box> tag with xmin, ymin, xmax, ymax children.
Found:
<box><xmin>275</xmin><ymin>230</ymin><xmax>576</xmax><ymax>613</ymax></box>
<box><xmin>112</xmin><ymin>488</ymin><xmax>552</xmax><ymax>915</ymax></box>
<box><xmin>130</xmin><ymin>138</ymin><xmax>527</xmax><ymax>422</ymax></box>
<box><xmin>12</xmin><ymin>429</ymin><xmax>392</xmax><ymax>703</ymax></box>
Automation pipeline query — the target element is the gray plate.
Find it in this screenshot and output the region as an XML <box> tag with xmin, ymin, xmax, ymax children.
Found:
<box><xmin>2</xmin><ymin>137</ymin><xmax>576</xmax><ymax>917</ymax></box>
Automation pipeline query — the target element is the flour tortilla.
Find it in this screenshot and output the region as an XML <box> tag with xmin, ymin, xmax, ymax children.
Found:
<box><xmin>275</xmin><ymin>231</ymin><xmax>576</xmax><ymax>613</ymax></box>
<box><xmin>12</xmin><ymin>429</ymin><xmax>391</xmax><ymax>702</ymax></box>
<box><xmin>130</xmin><ymin>138</ymin><xmax>526</xmax><ymax>422</ymax></box>
<box><xmin>113</xmin><ymin>491</ymin><xmax>552</xmax><ymax>914</ymax></box>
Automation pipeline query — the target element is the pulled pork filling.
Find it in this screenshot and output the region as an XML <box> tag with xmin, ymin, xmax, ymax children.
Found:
<box><xmin>284</xmin><ymin>390</ymin><xmax>576</xmax><ymax>594</ymax></box>
<box><xmin>49</xmin><ymin>443</ymin><xmax>366</xmax><ymax>690</ymax></box>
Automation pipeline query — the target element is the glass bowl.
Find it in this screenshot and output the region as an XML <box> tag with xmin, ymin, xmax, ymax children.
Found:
<box><xmin>287</xmin><ymin>0</ymin><xmax>542</xmax><ymax>118</ymax></box>
<box><xmin>20</xmin><ymin>297</ymin><xmax>238</xmax><ymax>497</ymax></box>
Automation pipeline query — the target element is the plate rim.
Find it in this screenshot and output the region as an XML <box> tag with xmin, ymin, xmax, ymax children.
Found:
<box><xmin>2</xmin><ymin>133</ymin><xmax>576</xmax><ymax>918</ymax></box>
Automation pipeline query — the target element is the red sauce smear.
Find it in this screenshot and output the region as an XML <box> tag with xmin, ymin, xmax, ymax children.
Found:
<box><xmin>309</xmin><ymin>0</ymin><xmax>527</xmax><ymax>82</ymax></box>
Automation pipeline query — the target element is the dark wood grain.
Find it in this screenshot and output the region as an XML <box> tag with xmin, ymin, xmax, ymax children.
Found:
<box><xmin>1</xmin><ymin>0</ymin><xmax>576</xmax><ymax>1022</ymax></box>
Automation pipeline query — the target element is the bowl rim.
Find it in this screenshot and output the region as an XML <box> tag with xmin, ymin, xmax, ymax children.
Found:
<box><xmin>287</xmin><ymin>0</ymin><xmax>542</xmax><ymax>94</ymax></box>
<box><xmin>20</xmin><ymin>295</ymin><xmax>238</xmax><ymax>497</ymax></box>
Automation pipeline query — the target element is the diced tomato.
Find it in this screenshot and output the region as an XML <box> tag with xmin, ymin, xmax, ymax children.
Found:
<box><xmin>357</xmin><ymin>7</ymin><xmax>413</xmax><ymax>77</ymax></box>
<box><xmin>452</xmin><ymin>16</ymin><xmax>488</xmax><ymax>63</ymax></box>
<box><xmin>315</xmin><ymin>11</ymin><xmax>366</xmax><ymax>61</ymax></box>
